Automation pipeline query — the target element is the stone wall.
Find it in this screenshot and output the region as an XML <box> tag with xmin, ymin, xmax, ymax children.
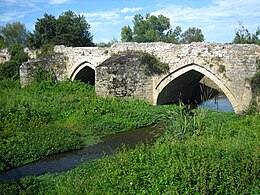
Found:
<box><xmin>20</xmin><ymin>54</ymin><xmax>67</xmax><ymax>86</ymax></box>
<box><xmin>0</xmin><ymin>48</ymin><xmax>11</xmax><ymax>64</ymax></box>
<box><xmin>0</xmin><ymin>47</ymin><xmax>39</xmax><ymax>65</ymax></box>
<box><xmin>96</xmin><ymin>53</ymin><xmax>154</xmax><ymax>103</ymax></box>
<box><xmin>20</xmin><ymin>42</ymin><xmax>260</xmax><ymax>113</ymax></box>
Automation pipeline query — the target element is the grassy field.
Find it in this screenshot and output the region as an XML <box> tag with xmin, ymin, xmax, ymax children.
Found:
<box><xmin>0</xmin><ymin>80</ymin><xmax>259</xmax><ymax>194</ymax></box>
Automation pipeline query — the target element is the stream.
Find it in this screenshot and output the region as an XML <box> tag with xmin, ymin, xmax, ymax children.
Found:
<box><xmin>0</xmin><ymin>124</ymin><xmax>164</xmax><ymax>182</ymax></box>
<box><xmin>198</xmin><ymin>95</ymin><xmax>234</xmax><ymax>112</ymax></box>
<box><xmin>0</xmin><ymin>95</ymin><xmax>234</xmax><ymax>182</ymax></box>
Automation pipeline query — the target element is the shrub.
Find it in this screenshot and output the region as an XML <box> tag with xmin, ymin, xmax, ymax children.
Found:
<box><xmin>218</xmin><ymin>64</ymin><xmax>226</xmax><ymax>73</ymax></box>
<box><xmin>0</xmin><ymin>44</ymin><xmax>28</xmax><ymax>80</ymax></box>
<box><xmin>141</xmin><ymin>52</ymin><xmax>169</xmax><ymax>76</ymax></box>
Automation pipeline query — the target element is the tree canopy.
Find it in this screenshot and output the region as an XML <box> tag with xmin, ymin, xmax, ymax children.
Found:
<box><xmin>181</xmin><ymin>27</ymin><xmax>204</xmax><ymax>43</ymax></box>
<box><xmin>0</xmin><ymin>22</ymin><xmax>28</xmax><ymax>48</ymax></box>
<box><xmin>28</xmin><ymin>10</ymin><xmax>93</xmax><ymax>48</ymax></box>
<box><xmin>121</xmin><ymin>13</ymin><xmax>204</xmax><ymax>44</ymax></box>
<box><xmin>232</xmin><ymin>23</ymin><xmax>260</xmax><ymax>45</ymax></box>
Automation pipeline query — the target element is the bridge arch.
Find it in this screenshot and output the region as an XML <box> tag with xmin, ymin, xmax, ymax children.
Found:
<box><xmin>70</xmin><ymin>62</ymin><xmax>95</xmax><ymax>85</ymax></box>
<box><xmin>155</xmin><ymin>64</ymin><xmax>239</xmax><ymax>111</ymax></box>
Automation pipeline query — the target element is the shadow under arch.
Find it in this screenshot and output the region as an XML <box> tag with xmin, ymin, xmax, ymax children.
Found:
<box><xmin>70</xmin><ymin>62</ymin><xmax>95</xmax><ymax>85</ymax></box>
<box><xmin>155</xmin><ymin>64</ymin><xmax>239</xmax><ymax>110</ymax></box>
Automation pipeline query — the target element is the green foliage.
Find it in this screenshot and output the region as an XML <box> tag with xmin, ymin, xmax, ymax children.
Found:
<box><xmin>232</xmin><ymin>23</ymin><xmax>260</xmax><ymax>45</ymax></box>
<box><xmin>0</xmin><ymin>125</ymin><xmax>84</xmax><ymax>170</ymax></box>
<box><xmin>121</xmin><ymin>26</ymin><xmax>133</xmax><ymax>42</ymax></box>
<box><xmin>37</xmin><ymin>43</ymin><xmax>55</xmax><ymax>57</ymax></box>
<box><xmin>164</xmin><ymin>26</ymin><xmax>182</xmax><ymax>43</ymax></box>
<box><xmin>0</xmin><ymin>80</ymin><xmax>172</xmax><ymax>171</ymax></box>
<box><xmin>218</xmin><ymin>64</ymin><xmax>226</xmax><ymax>73</ymax></box>
<box><xmin>245</xmin><ymin>71</ymin><xmax>260</xmax><ymax>114</ymax></box>
<box><xmin>0</xmin><ymin>35</ymin><xmax>6</xmax><ymax>49</ymax></box>
<box><xmin>0</xmin><ymin>44</ymin><xmax>28</xmax><ymax>80</ymax></box>
<box><xmin>140</xmin><ymin>52</ymin><xmax>169</xmax><ymax>75</ymax></box>
<box><xmin>132</xmin><ymin>13</ymin><xmax>167</xmax><ymax>42</ymax></box>
<box><xmin>2</xmin><ymin>111</ymin><xmax>259</xmax><ymax>194</ymax></box>
<box><xmin>27</xmin><ymin>10</ymin><xmax>93</xmax><ymax>48</ymax></box>
<box><xmin>250</xmin><ymin>72</ymin><xmax>260</xmax><ymax>95</ymax></box>
<box><xmin>0</xmin><ymin>79</ymin><xmax>259</xmax><ymax>194</ymax></box>
<box><xmin>27</xmin><ymin>14</ymin><xmax>57</xmax><ymax>48</ymax></box>
<box><xmin>121</xmin><ymin>13</ymin><xmax>204</xmax><ymax>44</ymax></box>
<box><xmin>0</xmin><ymin>22</ymin><xmax>28</xmax><ymax>48</ymax></box>
<box><xmin>181</xmin><ymin>27</ymin><xmax>205</xmax><ymax>43</ymax></box>
<box><xmin>162</xmin><ymin>105</ymin><xmax>208</xmax><ymax>139</ymax></box>
<box><xmin>32</xmin><ymin>67</ymin><xmax>54</xmax><ymax>83</ymax></box>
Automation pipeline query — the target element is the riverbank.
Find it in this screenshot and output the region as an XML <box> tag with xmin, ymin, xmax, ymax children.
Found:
<box><xmin>0</xmin><ymin>80</ymin><xmax>176</xmax><ymax>171</ymax></box>
<box><xmin>0</xmin><ymin>80</ymin><xmax>259</xmax><ymax>194</ymax></box>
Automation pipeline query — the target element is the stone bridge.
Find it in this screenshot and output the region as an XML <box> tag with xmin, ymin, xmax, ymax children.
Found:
<box><xmin>21</xmin><ymin>42</ymin><xmax>260</xmax><ymax>113</ymax></box>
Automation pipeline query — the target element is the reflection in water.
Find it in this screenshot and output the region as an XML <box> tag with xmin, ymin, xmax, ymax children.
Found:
<box><xmin>198</xmin><ymin>95</ymin><xmax>234</xmax><ymax>112</ymax></box>
<box><xmin>0</xmin><ymin>125</ymin><xmax>163</xmax><ymax>182</ymax></box>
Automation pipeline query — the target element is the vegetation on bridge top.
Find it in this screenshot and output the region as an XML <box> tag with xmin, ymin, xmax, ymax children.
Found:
<box><xmin>107</xmin><ymin>50</ymin><xmax>169</xmax><ymax>76</ymax></box>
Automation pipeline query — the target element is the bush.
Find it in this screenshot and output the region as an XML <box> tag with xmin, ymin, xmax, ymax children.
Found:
<box><xmin>141</xmin><ymin>52</ymin><xmax>169</xmax><ymax>76</ymax></box>
<box><xmin>0</xmin><ymin>125</ymin><xmax>84</xmax><ymax>171</ymax></box>
<box><xmin>0</xmin><ymin>44</ymin><xmax>28</xmax><ymax>80</ymax></box>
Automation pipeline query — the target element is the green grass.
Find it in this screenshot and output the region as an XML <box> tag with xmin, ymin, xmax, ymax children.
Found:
<box><xmin>0</xmin><ymin>80</ymin><xmax>175</xmax><ymax>171</ymax></box>
<box><xmin>0</xmin><ymin>80</ymin><xmax>259</xmax><ymax>194</ymax></box>
<box><xmin>1</xmin><ymin>112</ymin><xmax>259</xmax><ymax>194</ymax></box>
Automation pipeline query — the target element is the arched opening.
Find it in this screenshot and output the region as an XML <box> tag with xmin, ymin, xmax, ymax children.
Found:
<box><xmin>71</xmin><ymin>63</ymin><xmax>95</xmax><ymax>85</ymax></box>
<box><xmin>156</xmin><ymin>64</ymin><xmax>237</xmax><ymax>112</ymax></box>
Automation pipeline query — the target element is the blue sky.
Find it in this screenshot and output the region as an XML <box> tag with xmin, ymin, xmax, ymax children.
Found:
<box><xmin>0</xmin><ymin>0</ymin><xmax>259</xmax><ymax>43</ymax></box>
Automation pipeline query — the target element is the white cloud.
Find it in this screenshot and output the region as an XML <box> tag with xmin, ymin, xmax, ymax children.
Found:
<box><xmin>121</xmin><ymin>7</ymin><xmax>144</xmax><ymax>13</ymax></box>
<box><xmin>49</xmin><ymin>0</ymin><xmax>70</xmax><ymax>5</ymax></box>
<box><xmin>151</xmin><ymin>0</ymin><xmax>260</xmax><ymax>42</ymax></box>
<box><xmin>0</xmin><ymin>11</ymin><xmax>25</xmax><ymax>22</ymax></box>
<box><xmin>125</xmin><ymin>15</ymin><xmax>134</xmax><ymax>20</ymax></box>
<box><xmin>0</xmin><ymin>0</ymin><xmax>42</xmax><ymax>22</ymax></box>
<box><xmin>81</xmin><ymin>10</ymin><xmax>120</xmax><ymax>21</ymax></box>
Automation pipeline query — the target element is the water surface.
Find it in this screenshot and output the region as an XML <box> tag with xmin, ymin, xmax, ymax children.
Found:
<box><xmin>0</xmin><ymin>125</ymin><xmax>163</xmax><ymax>182</ymax></box>
<box><xmin>198</xmin><ymin>95</ymin><xmax>234</xmax><ymax>112</ymax></box>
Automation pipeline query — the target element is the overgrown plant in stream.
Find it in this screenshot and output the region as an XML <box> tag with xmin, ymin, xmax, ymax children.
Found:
<box><xmin>162</xmin><ymin>103</ymin><xmax>207</xmax><ymax>139</ymax></box>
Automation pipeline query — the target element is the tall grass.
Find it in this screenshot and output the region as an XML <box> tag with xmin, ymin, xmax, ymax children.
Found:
<box><xmin>0</xmin><ymin>80</ymin><xmax>176</xmax><ymax>171</ymax></box>
<box><xmin>1</xmin><ymin>111</ymin><xmax>258</xmax><ymax>194</ymax></box>
<box><xmin>0</xmin><ymin>80</ymin><xmax>259</xmax><ymax>194</ymax></box>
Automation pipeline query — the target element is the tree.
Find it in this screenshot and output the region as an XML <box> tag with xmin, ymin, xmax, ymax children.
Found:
<box><xmin>121</xmin><ymin>13</ymin><xmax>204</xmax><ymax>44</ymax></box>
<box><xmin>132</xmin><ymin>13</ymin><xmax>171</xmax><ymax>42</ymax></box>
<box><xmin>55</xmin><ymin>11</ymin><xmax>93</xmax><ymax>47</ymax></box>
<box><xmin>28</xmin><ymin>10</ymin><xmax>93</xmax><ymax>48</ymax></box>
<box><xmin>27</xmin><ymin>14</ymin><xmax>57</xmax><ymax>48</ymax></box>
<box><xmin>0</xmin><ymin>22</ymin><xmax>28</xmax><ymax>48</ymax></box>
<box><xmin>0</xmin><ymin>35</ymin><xmax>6</xmax><ymax>49</ymax></box>
<box><xmin>121</xmin><ymin>13</ymin><xmax>173</xmax><ymax>43</ymax></box>
<box><xmin>121</xmin><ymin>26</ymin><xmax>133</xmax><ymax>42</ymax></box>
<box><xmin>164</xmin><ymin>26</ymin><xmax>182</xmax><ymax>43</ymax></box>
<box><xmin>232</xmin><ymin>23</ymin><xmax>260</xmax><ymax>45</ymax></box>
<box><xmin>181</xmin><ymin>27</ymin><xmax>204</xmax><ymax>43</ymax></box>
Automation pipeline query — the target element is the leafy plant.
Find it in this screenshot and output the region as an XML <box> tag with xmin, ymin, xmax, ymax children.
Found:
<box><xmin>0</xmin><ymin>44</ymin><xmax>28</xmax><ymax>80</ymax></box>
<box><xmin>218</xmin><ymin>64</ymin><xmax>226</xmax><ymax>73</ymax></box>
<box><xmin>141</xmin><ymin>52</ymin><xmax>169</xmax><ymax>76</ymax></box>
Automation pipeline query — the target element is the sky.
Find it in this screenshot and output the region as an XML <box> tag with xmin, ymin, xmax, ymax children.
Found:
<box><xmin>0</xmin><ymin>0</ymin><xmax>259</xmax><ymax>43</ymax></box>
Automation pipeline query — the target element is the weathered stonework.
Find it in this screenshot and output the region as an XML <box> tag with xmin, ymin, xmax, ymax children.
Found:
<box><xmin>20</xmin><ymin>54</ymin><xmax>67</xmax><ymax>86</ymax></box>
<box><xmin>0</xmin><ymin>48</ymin><xmax>11</xmax><ymax>64</ymax></box>
<box><xmin>0</xmin><ymin>47</ymin><xmax>39</xmax><ymax>65</ymax></box>
<box><xmin>96</xmin><ymin>54</ymin><xmax>154</xmax><ymax>102</ymax></box>
<box><xmin>20</xmin><ymin>42</ymin><xmax>260</xmax><ymax>113</ymax></box>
